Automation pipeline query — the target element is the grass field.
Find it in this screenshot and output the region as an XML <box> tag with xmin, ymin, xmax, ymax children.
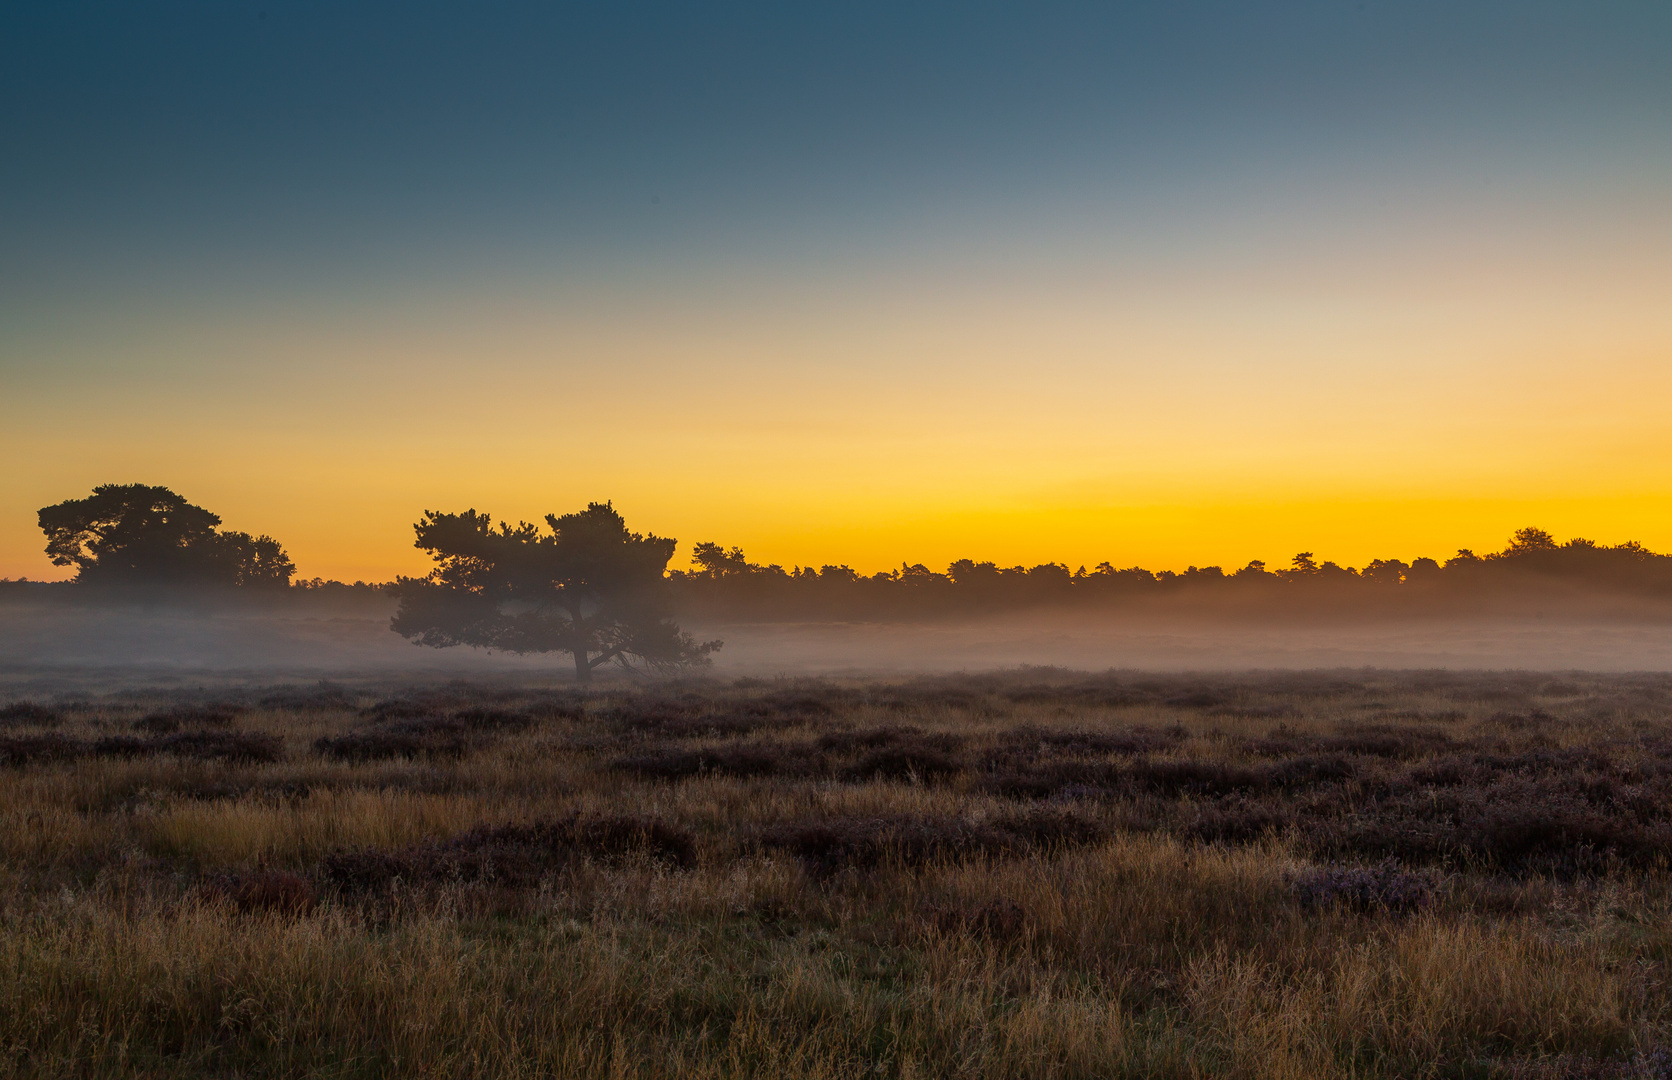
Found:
<box><xmin>4</xmin><ymin>670</ymin><xmax>1672</xmax><ymax>1078</ymax></box>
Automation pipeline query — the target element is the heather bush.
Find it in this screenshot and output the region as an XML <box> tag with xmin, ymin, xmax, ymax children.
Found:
<box><xmin>993</xmin><ymin>723</ymin><xmax>1184</xmax><ymax>757</ymax></box>
<box><xmin>839</xmin><ymin>737</ymin><xmax>966</xmax><ymax>782</ymax></box>
<box><xmin>197</xmin><ymin>869</ymin><xmax>319</xmax><ymax>915</ymax></box>
<box><xmin>315</xmin><ymin>718</ymin><xmax>475</xmax><ymax>762</ymax></box>
<box><xmin>1291</xmin><ymin>860</ymin><xmax>1435</xmax><ymax>914</ymax></box>
<box><xmin>612</xmin><ymin>740</ymin><xmax>819</xmax><ymax>779</ymax></box>
<box><xmin>0</xmin><ymin>731</ymin><xmax>81</xmax><ymax>765</ymax></box>
<box><xmin>758</xmin><ymin>808</ymin><xmax>1108</xmax><ymax>876</ymax></box>
<box><xmin>922</xmin><ymin>897</ymin><xmax>1029</xmax><ymax>941</ymax></box>
<box><xmin>321</xmin><ymin>814</ymin><xmax>697</xmax><ymax>893</ymax></box>
<box><xmin>0</xmin><ymin>701</ymin><xmax>60</xmax><ymax>726</ymax></box>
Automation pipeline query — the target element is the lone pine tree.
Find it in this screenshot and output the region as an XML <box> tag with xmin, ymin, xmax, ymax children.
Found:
<box><xmin>37</xmin><ymin>484</ymin><xmax>295</xmax><ymax>590</ymax></box>
<box><xmin>391</xmin><ymin>501</ymin><xmax>719</xmax><ymax>682</ymax></box>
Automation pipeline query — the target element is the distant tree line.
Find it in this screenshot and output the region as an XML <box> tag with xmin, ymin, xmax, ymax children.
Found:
<box><xmin>666</xmin><ymin>527</ymin><xmax>1672</xmax><ymax>619</ymax></box>
<box><xmin>11</xmin><ymin>485</ymin><xmax>1672</xmax><ymax>625</ymax></box>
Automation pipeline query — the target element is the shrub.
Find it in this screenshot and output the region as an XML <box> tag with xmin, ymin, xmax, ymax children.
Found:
<box><xmin>1002</xmin><ymin>682</ymin><xmax>1148</xmax><ymax>708</ymax></box>
<box><xmin>1165</xmin><ymin>690</ymin><xmax>1224</xmax><ymax>709</ymax></box>
<box><xmin>994</xmin><ymin>725</ymin><xmax>1183</xmax><ymax>757</ymax></box>
<box><xmin>258</xmin><ymin>685</ymin><xmax>356</xmax><ymax>711</ymax></box>
<box><xmin>360</xmin><ymin>698</ymin><xmax>445</xmax><ymax>721</ymax></box>
<box><xmin>160</xmin><ymin>731</ymin><xmax>284</xmax><ymax>763</ymax></box>
<box><xmin>759</xmin><ymin>809</ymin><xmax>1107</xmax><ymax>877</ymax></box>
<box><xmin>983</xmin><ymin>760</ymin><xmax>1122</xmax><ymax>800</ymax></box>
<box><xmin>1181</xmin><ymin>796</ymin><xmax>1296</xmax><ymax>844</ymax></box>
<box><xmin>1247</xmin><ymin>725</ymin><xmax>1456</xmax><ymax>760</ymax></box>
<box><xmin>600</xmin><ymin>697</ymin><xmax>705</xmax><ymax>732</ymax></box>
<box><xmin>0</xmin><ymin>733</ymin><xmax>82</xmax><ymax>766</ymax></box>
<box><xmin>465</xmin><ymin>817</ymin><xmax>697</xmax><ymax>870</ymax></box>
<box><xmin>153</xmin><ymin>704</ymin><xmax>243</xmax><ymax>728</ymax></box>
<box><xmin>1209</xmin><ymin>704</ymin><xmax>1301</xmax><ymax>720</ymax></box>
<box><xmin>450</xmin><ymin>707</ymin><xmax>533</xmax><ymax>733</ymax></box>
<box><xmin>320</xmin><ymin>814</ymin><xmax>697</xmax><ymax>893</ymax></box>
<box><xmin>606</xmin><ymin>695</ymin><xmax>808</xmax><ymax>739</ymax></box>
<box><xmin>1406</xmin><ymin>748</ymin><xmax>1618</xmax><ymax>789</ymax></box>
<box><xmin>613</xmin><ymin>742</ymin><xmax>816</xmax><ymax>780</ymax></box>
<box><xmin>315</xmin><ymin>719</ymin><xmax>474</xmax><ymax>762</ymax></box>
<box><xmin>757</xmin><ymin>816</ymin><xmax>1006</xmax><ymax>876</ymax></box>
<box><xmin>0</xmin><ymin>702</ymin><xmax>60</xmax><ymax>727</ymax></box>
<box><xmin>756</xmin><ymin>690</ymin><xmax>841</xmax><ymax>718</ymax></box>
<box><xmin>985</xmin><ymin>807</ymin><xmax>1111</xmax><ymax>850</ymax></box>
<box><xmin>1123</xmin><ymin>756</ymin><xmax>1354</xmax><ymax>797</ymax></box>
<box><xmin>1307</xmin><ymin>771</ymin><xmax>1672</xmax><ymax>875</ymax></box>
<box><xmin>839</xmin><ymin>737</ymin><xmax>966</xmax><ymax>783</ymax></box>
<box><xmin>91</xmin><ymin>731</ymin><xmax>284</xmax><ymax>763</ymax></box>
<box><xmin>1291</xmin><ymin>861</ymin><xmax>1434</xmax><ymax>914</ymax></box>
<box><xmin>923</xmin><ymin>898</ymin><xmax>1028</xmax><ymax>941</ymax></box>
<box><xmin>197</xmin><ymin>869</ymin><xmax>318</xmax><ymax>915</ymax></box>
<box><xmin>519</xmin><ymin>699</ymin><xmax>586</xmax><ymax>723</ymax></box>
<box><xmin>816</xmin><ymin>726</ymin><xmax>932</xmax><ymax>753</ymax></box>
<box><xmin>90</xmin><ymin>735</ymin><xmax>153</xmax><ymax>757</ymax></box>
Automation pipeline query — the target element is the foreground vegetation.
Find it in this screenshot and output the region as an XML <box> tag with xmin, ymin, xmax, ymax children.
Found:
<box><xmin>4</xmin><ymin>670</ymin><xmax>1672</xmax><ymax>1078</ymax></box>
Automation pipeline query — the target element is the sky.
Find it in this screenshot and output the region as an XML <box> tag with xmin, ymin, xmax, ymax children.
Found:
<box><xmin>3</xmin><ymin>1</ymin><xmax>1670</xmax><ymax>582</ymax></box>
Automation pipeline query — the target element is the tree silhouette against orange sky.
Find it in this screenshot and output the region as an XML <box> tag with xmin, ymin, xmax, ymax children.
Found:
<box><xmin>390</xmin><ymin>502</ymin><xmax>719</xmax><ymax>681</ymax></box>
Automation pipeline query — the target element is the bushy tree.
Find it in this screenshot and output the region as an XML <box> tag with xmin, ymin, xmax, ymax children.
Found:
<box><xmin>37</xmin><ymin>484</ymin><xmax>294</xmax><ymax>589</ymax></box>
<box><xmin>391</xmin><ymin>501</ymin><xmax>719</xmax><ymax>682</ymax></box>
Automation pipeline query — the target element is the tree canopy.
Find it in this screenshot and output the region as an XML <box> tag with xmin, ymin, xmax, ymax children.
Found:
<box><xmin>390</xmin><ymin>501</ymin><xmax>719</xmax><ymax>681</ymax></box>
<box><xmin>37</xmin><ymin>484</ymin><xmax>295</xmax><ymax>590</ymax></box>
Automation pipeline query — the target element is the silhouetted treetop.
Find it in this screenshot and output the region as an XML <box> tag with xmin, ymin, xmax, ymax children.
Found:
<box><xmin>37</xmin><ymin>484</ymin><xmax>294</xmax><ymax>590</ymax></box>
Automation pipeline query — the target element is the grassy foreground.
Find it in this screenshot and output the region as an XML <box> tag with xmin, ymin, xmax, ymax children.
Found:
<box><xmin>4</xmin><ymin>670</ymin><xmax>1672</xmax><ymax>1078</ymax></box>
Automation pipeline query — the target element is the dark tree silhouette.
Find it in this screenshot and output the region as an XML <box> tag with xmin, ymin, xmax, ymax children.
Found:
<box><xmin>37</xmin><ymin>484</ymin><xmax>294</xmax><ymax>589</ymax></box>
<box><xmin>391</xmin><ymin>501</ymin><xmax>719</xmax><ymax>682</ymax></box>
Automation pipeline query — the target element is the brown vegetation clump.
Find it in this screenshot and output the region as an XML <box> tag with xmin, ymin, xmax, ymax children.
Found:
<box><xmin>142</xmin><ymin>703</ymin><xmax>244</xmax><ymax>730</ymax></box>
<box><xmin>0</xmin><ymin>701</ymin><xmax>61</xmax><ymax>727</ymax></box>
<box><xmin>130</xmin><ymin>713</ymin><xmax>181</xmax><ymax>734</ymax></box>
<box><xmin>0</xmin><ymin>731</ymin><xmax>82</xmax><ymax>765</ymax></box>
<box><xmin>601</xmin><ymin>691</ymin><xmax>825</xmax><ymax>739</ymax></box>
<box><xmin>314</xmin><ymin>717</ymin><xmax>476</xmax><ymax>762</ymax></box>
<box><xmin>837</xmin><ymin>730</ymin><xmax>967</xmax><ymax>782</ymax></box>
<box><xmin>321</xmin><ymin>814</ymin><xmax>697</xmax><ymax>893</ymax></box>
<box><xmin>1290</xmin><ymin>860</ymin><xmax>1435</xmax><ymax>914</ymax></box>
<box><xmin>612</xmin><ymin>740</ymin><xmax>820</xmax><ymax>779</ymax></box>
<box><xmin>757</xmin><ymin>807</ymin><xmax>1108</xmax><ymax>876</ymax></box>
<box><xmin>449</xmin><ymin>706</ymin><xmax>535</xmax><ymax>732</ymax></box>
<box><xmin>196</xmin><ymin>869</ymin><xmax>319</xmax><ymax>916</ymax></box>
<box><xmin>922</xmin><ymin>897</ymin><xmax>1029</xmax><ymax>941</ymax></box>
<box><xmin>90</xmin><ymin>730</ymin><xmax>285</xmax><ymax>763</ymax></box>
<box><xmin>1244</xmin><ymin>722</ymin><xmax>1458</xmax><ymax>758</ymax></box>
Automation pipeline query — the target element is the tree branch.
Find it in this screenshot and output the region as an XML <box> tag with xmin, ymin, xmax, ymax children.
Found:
<box><xmin>587</xmin><ymin>642</ymin><xmax>630</xmax><ymax>670</ymax></box>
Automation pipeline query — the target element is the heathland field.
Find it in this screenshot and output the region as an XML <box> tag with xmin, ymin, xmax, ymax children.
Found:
<box><xmin>5</xmin><ymin>671</ymin><xmax>1672</xmax><ymax>1078</ymax></box>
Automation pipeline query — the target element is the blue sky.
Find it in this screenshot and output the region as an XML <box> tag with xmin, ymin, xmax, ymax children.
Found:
<box><xmin>3</xmin><ymin>2</ymin><xmax>1670</xmax><ymax>579</ymax></box>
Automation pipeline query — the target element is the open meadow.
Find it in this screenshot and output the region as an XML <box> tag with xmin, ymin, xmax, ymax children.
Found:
<box><xmin>5</xmin><ymin>669</ymin><xmax>1672</xmax><ymax>1079</ymax></box>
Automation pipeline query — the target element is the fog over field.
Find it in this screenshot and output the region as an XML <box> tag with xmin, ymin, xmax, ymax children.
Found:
<box><xmin>4</xmin><ymin>591</ymin><xmax>1670</xmax><ymax>695</ymax></box>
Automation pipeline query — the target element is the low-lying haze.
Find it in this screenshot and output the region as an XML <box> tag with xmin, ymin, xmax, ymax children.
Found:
<box><xmin>5</xmin><ymin>594</ymin><xmax>1670</xmax><ymax>695</ymax></box>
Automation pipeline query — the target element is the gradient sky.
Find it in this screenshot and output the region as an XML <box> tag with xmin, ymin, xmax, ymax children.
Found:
<box><xmin>4</xmin><ymin>1</ymin><xmax>1670</xmax><ymax>581</ymax></box>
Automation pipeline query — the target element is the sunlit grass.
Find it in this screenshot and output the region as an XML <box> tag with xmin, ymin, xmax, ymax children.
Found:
<box><xmin>2</xmin><ymin>671</ymin><xmax>1671</xmax><ymax>1077</ymax></box>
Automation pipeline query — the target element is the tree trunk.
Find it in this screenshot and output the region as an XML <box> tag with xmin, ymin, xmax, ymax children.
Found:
<box><xmin>567</xmin><ymin>603</ymin><xmax>591</xmax><ymax>683</ymax></box>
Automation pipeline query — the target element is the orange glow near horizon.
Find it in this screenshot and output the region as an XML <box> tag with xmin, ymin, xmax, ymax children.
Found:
<box><xmin>4</xmin><ymin>225</ymin><xmax>1670</xmax><ymax>584</ymax></box>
